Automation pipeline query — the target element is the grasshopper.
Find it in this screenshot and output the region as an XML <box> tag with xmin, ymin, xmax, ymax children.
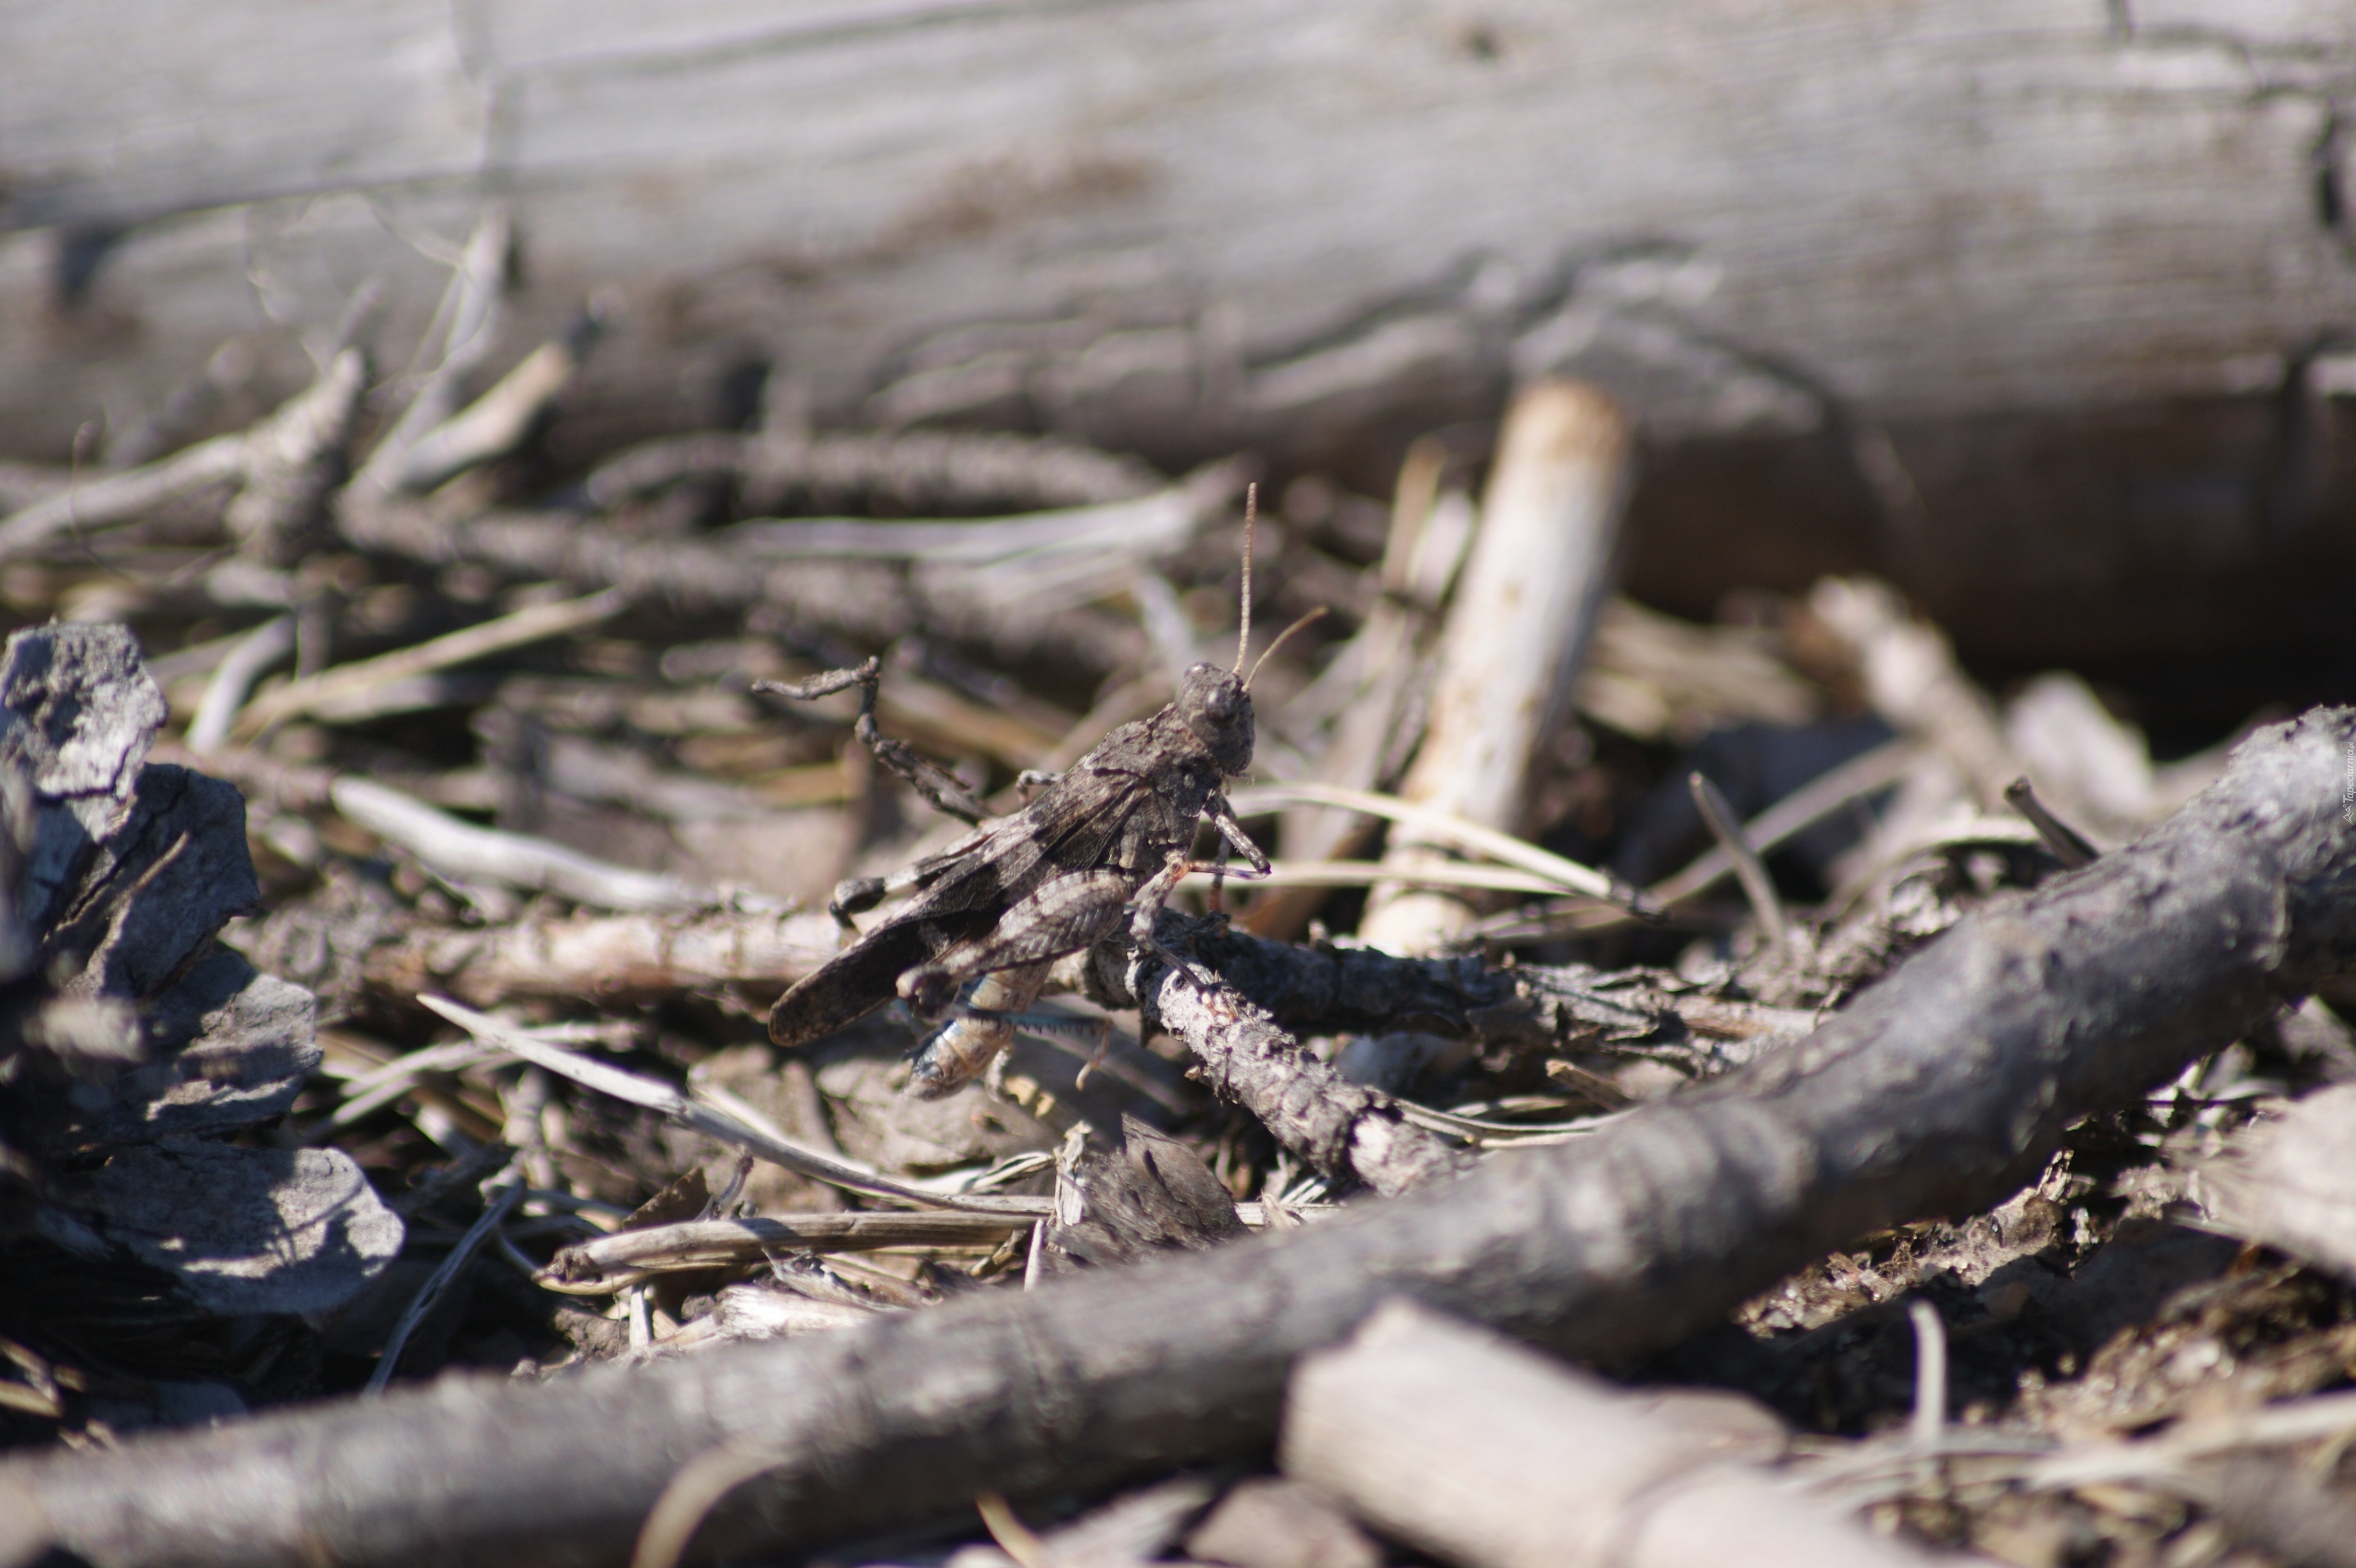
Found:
<box><xmin>766</xmin><ymin>493</ymin><xmax>1317</xmax><ymax>1097</ymax></box>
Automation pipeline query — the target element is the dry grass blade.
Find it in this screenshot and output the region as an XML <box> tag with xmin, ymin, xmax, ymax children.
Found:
<box><xmin>364</xmin><ymin>1159</ymin><xmax>524</xmax><ymax>1397</ymax></box>
<box><xmin>331</xmin><ymin>777</ymin><xmax>727</xmax><ymax>912</ymax></box>
<box><xmin>233</xmin><ymin>587</ymin><xmax>625</xmax><ymax>737</ymax></box>
<box><xmin>1648</xmin><ymin>738</ymin><xmax>1919</xmax><ymax>906</ymax></box>
<box><xmin>1231</xmin><ymin>780</ymin><xmax>1628</xmax><ymax>904</ymax></box>
<box><xmin>418</xmin><ymin>995</ymin><xmax>1047</xmax><ymax>1216</ymax></box>
<box><xmin>1187</xmin><ymin>859</ymin><xmax>1576</xmax><ymax>897</ymax></box>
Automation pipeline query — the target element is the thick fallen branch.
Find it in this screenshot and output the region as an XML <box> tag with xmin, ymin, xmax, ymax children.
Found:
<box><xmin>5</xmin><ymin>708</ymin><xmax>2348</xmax><ymax>1568</ymax></box>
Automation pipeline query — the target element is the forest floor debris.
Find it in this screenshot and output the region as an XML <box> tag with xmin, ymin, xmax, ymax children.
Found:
<box><xmin>0</xmin><ymin>268</ymin><xmax>2350</xmax><ymax>1568</ymax></box>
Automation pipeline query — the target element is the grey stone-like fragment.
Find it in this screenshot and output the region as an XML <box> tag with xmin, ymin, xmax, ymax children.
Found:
<box><xmin>47</xmin><ymin>765</ymin><xmax>260</xmax><ymax>1002</ymax></box>
<box><xmin>0</xmin><ymin>623</ymin><xmax>167</xmax><ymax>936</ymax></box>
<box><xmin>87</xmin><ymin>1140</ymin><xmax>403</xmax><ymax>1316</ymax></box>
<box><xmin>82</xmin><ymin>950</ymin><xmax>321</xmax><ymax>1141</ymax></box>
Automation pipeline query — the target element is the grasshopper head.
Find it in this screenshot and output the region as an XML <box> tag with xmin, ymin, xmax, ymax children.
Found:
<box><xmin>1177</xmin><ymin>661</ymin><xmax>1254</xmax><ymax>777</ymax></box>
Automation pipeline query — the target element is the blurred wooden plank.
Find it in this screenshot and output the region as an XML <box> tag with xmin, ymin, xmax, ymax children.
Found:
<box><xmin>3</xmin><ymin>0</ymin><xmax>2353</xmax><ymax>684</ymax></box>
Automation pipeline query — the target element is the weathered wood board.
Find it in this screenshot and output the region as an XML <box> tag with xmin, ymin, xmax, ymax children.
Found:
<box><xmin>3</xmin><ymin>0</ymin><xmax>2353</xmax><ymax>688</ymax></box>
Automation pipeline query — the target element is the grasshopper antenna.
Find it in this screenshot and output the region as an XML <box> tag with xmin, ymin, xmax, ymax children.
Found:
<box><xmin>1233</xmin><ymin>483</ymin><xmax>1256</xmax><ymax>675</ymax></box>
<box><xmin>1244</xmin><ymin>605</ymin><xmax>1327</xmax><ymax>691</ymax></box>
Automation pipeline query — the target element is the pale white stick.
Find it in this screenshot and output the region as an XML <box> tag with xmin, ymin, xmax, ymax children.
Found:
<box><xmin>1286</xmin><ymin>1301</ymin><xmax>1970</xmax><ymax>1568</ymax></box>
<box><xmin>1359</xmin><ymin>381</ymin><xmax>1631</xmax><ymax>953</ymax></box>
<box><xmin>186</xmin><ymin>616</ymin><xmax>295</xmax><ymax>753</ymax></box>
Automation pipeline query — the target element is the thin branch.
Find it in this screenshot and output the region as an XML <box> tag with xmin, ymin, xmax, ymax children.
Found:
<box><xmin>2005</xmin><ymin>776</ymin><xmax>2099</xmax><ymax>868</ymax></box>
<box><xmin>332</xmin><ymin>778</ymin><xmax>728</xmax><ymax>914</ymax></box>
<box><xmin>352</xmin><ymin>209</ymin><xmax>511</xmax><ymax>498</ymax></box>
<box><xmin>365</xmin><ymin>1158</ymin><xmax>524</xmax><ymax>1396</ymax></box>
<box><xmin>585</xmin><ymin>426</ymin><xmax>1160</xmax><ymax>513</ymax></box>
<box><xmin>1690</xmin><ymin>770</ymin><xmax>1791</xmax><ymax>951</ymax></box>
<box><xmin>1103</xmin><ymin>942</ymin><xmax>1475</xmax><ymax>1197</ymax></box>
<box><xmin>390</xmin><ymin>309</ymin><xmax>600</xmax><ymax>494</ymax></box>
<box><xmin>185</xmin><ymin>616</ymin><xmax>295</xmax><ymax>753</ymax></box>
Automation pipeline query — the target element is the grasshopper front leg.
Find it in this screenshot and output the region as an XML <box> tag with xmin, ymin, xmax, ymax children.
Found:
<box><xmin>1203</xmin><ymin>790</ymin><xmax>1272</xmax><ymax>875</ymax></box>
<box><xmin>1128</xmin><ymin>847</ymin><xmax>1269</xmax><ymax>990</ymax></box>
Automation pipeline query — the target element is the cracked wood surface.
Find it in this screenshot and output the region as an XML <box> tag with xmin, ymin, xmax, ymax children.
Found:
<box><xmin>6</xmin><ymin>4</ymin><xmax>2355</xmax><ymax>670</ymax></box>
<box><xmin>3</xmin><ymin>705</ymin><xmax>2347</xmax><ymax>1568</ymax></box>
<box><xmin>9</xmin><ymin>0</ymin><xmax>2351</xmax><ymax>442</ymax></box>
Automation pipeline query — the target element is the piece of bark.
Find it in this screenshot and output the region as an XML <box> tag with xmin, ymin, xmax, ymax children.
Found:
<box><xmin>1185</xmin><ymin>1477</ymin><xmax>1380</xmax><ymax>1568</ymax></box>
<box><xmin>1283</xmin><ymin>1301</ymin><xmax>1958</xmax><ymax>1568</ymax></box>
<box><xmin>77</xmin><ymin>949</ymin><xmax>320</xmax><ymax>1143</ymax></box>
<box><xmin>2</xmin><ymin>707</ymin><xmax>2347</xmax><ymax>1568</ymax></box>
<box><xmin>0</xmin><ymin>629</ymin><xmax>235</xmax><ymax>1163</ymax></box>
<box><xmin>1048</xmin><ymin>1115</ymin><xmax>1246</xmax><ymax>1272</ymax></box>
<box><xmin>42</xmin><ymin>763</ymin><xmax>261</xmax><ymax>1002</ymax></box>
<box><xmin>1360</xmin><ymin>381</ymin><xmax>1630</xmax><ymax>953</ymax></box>
<box><xmin>71</xmin><ymin>1140</ymin><xmax>403</xmax><ymax>1317</ymax></box>
<box><xmin>1</xmin><ymin>623</ymin><xmax>169</xmax><ymax>942</ymax></box>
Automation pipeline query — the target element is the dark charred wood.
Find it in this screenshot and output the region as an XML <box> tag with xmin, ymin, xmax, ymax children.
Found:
<box><xmin>1095</xmin><ymin>943</ymin><xmax>1477</xmax><ymax>1198</ymax></box>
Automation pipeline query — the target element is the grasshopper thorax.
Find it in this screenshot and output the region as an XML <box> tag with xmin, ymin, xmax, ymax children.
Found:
<box><xmin>1176</xmin><ymin>661</ymin><xmax>1254</xmax><ymax>777</ymax></box>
